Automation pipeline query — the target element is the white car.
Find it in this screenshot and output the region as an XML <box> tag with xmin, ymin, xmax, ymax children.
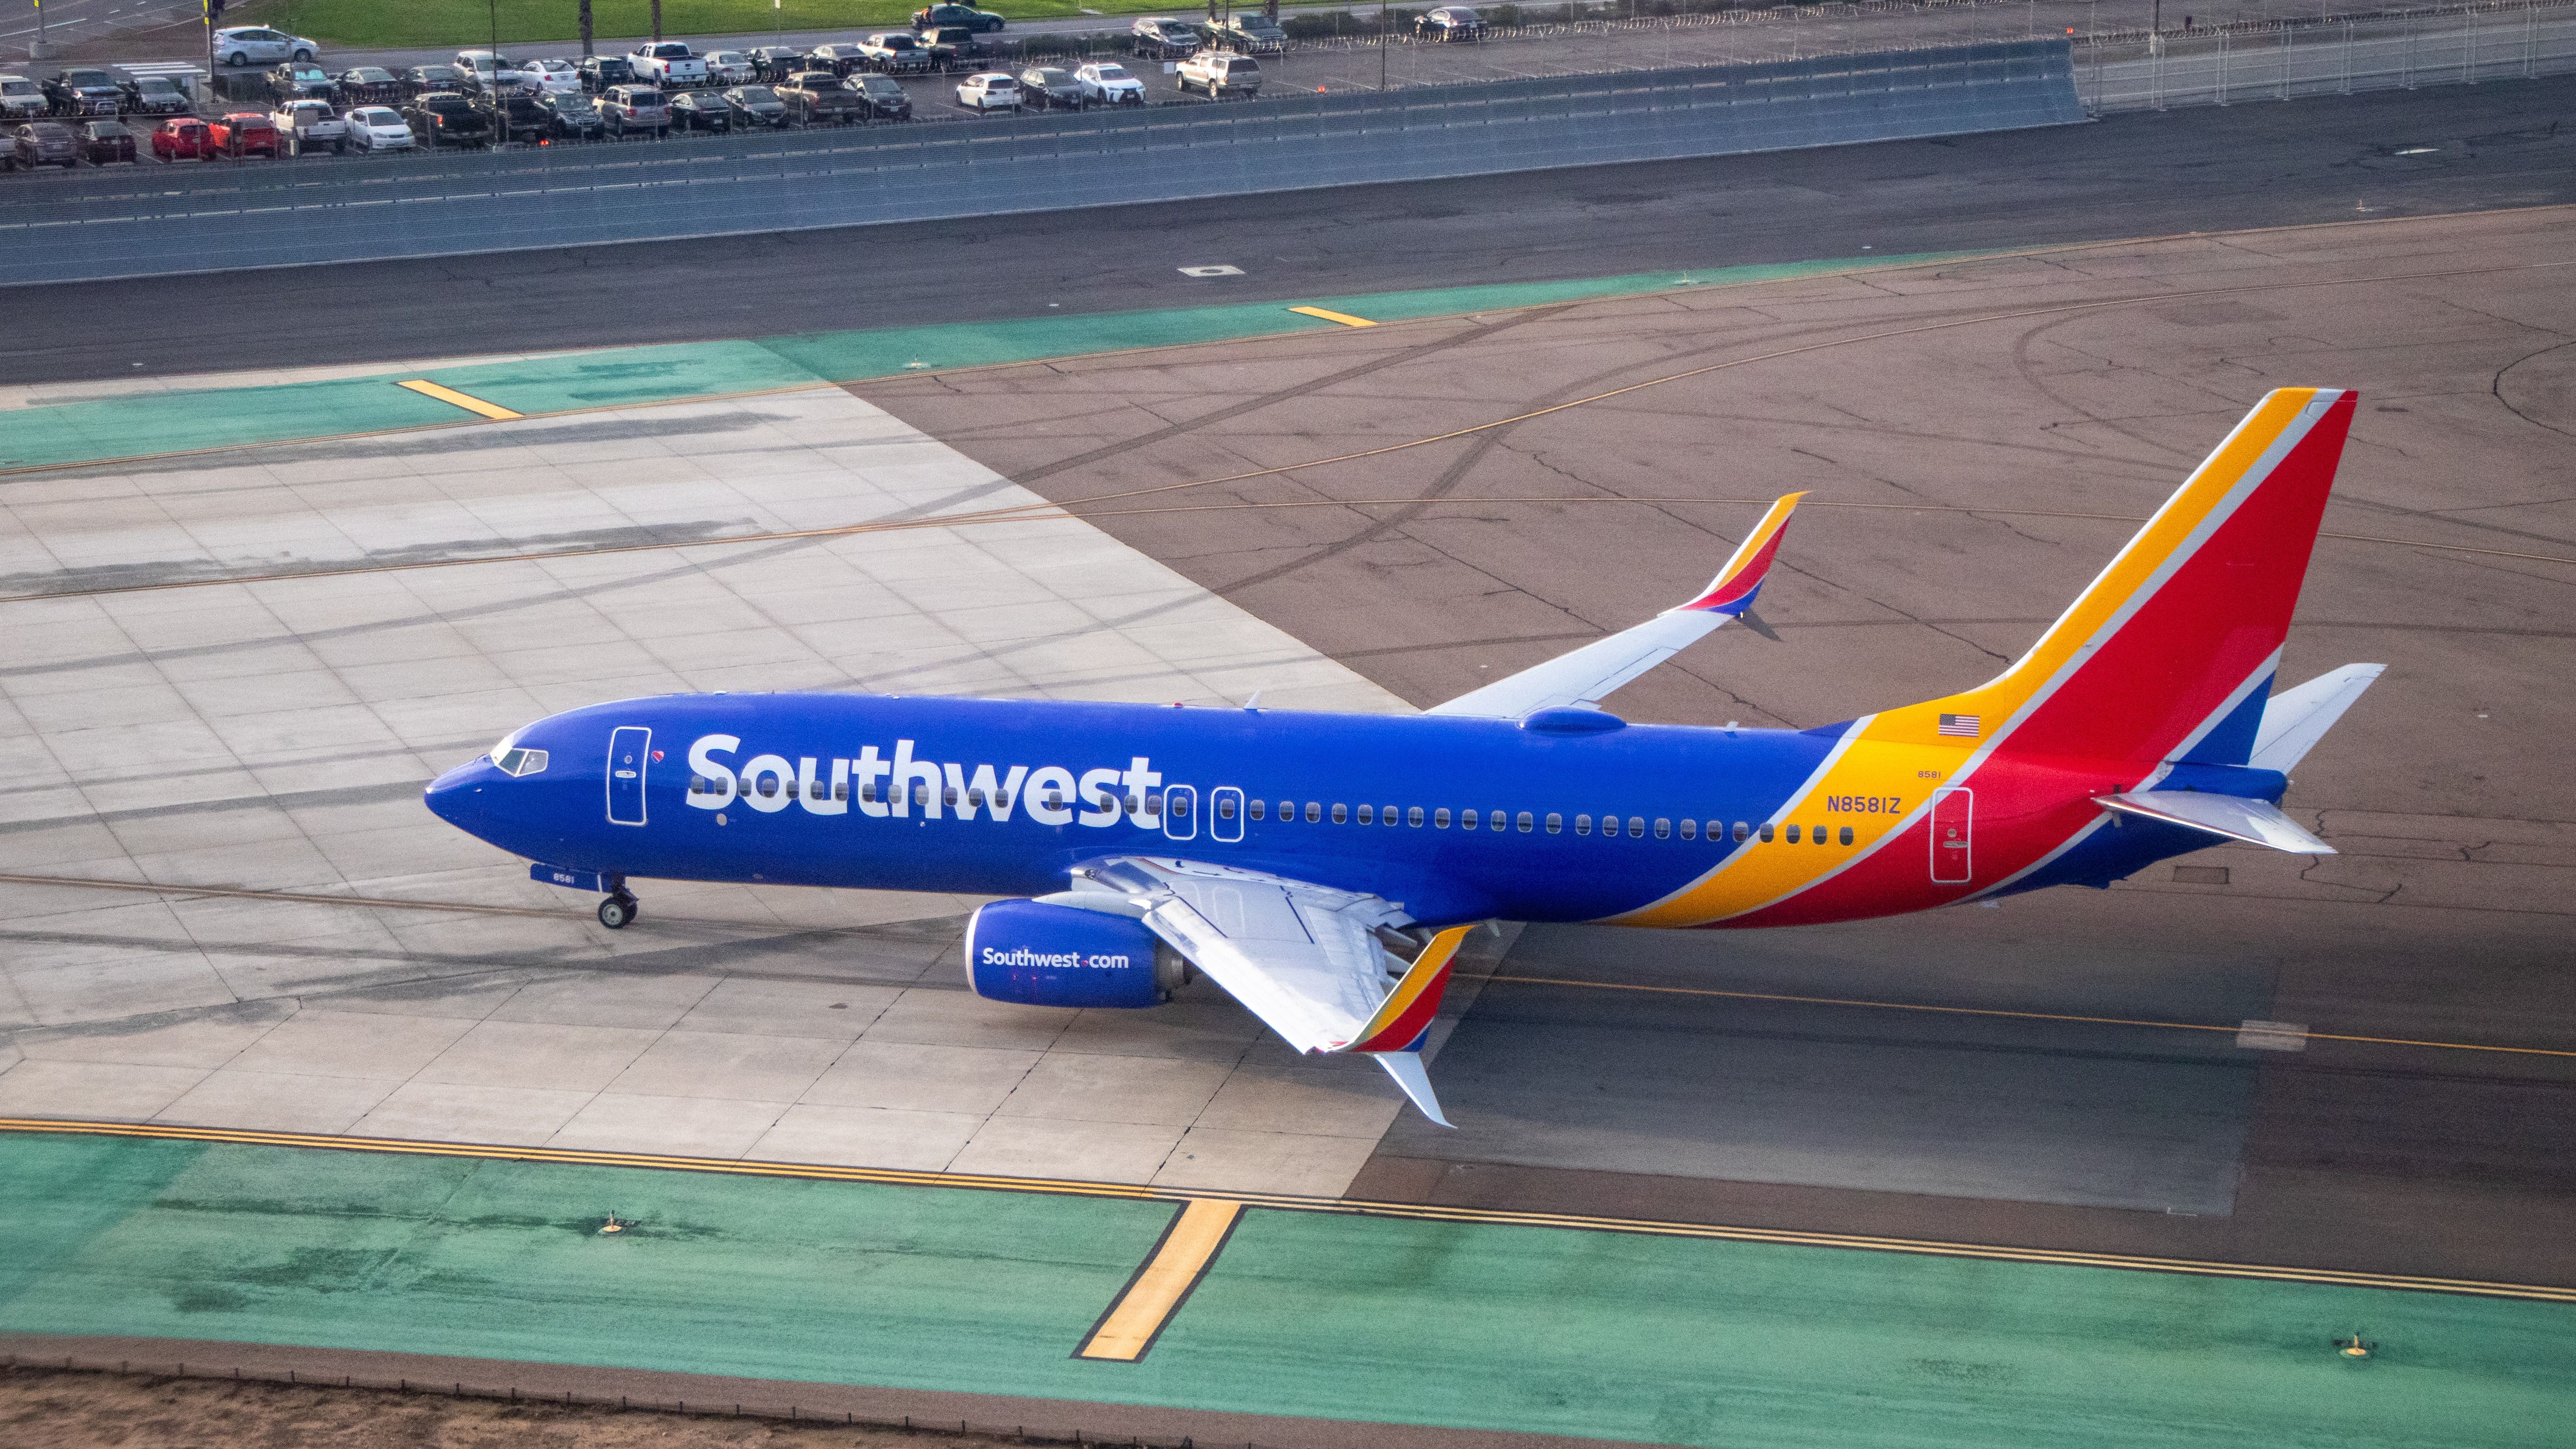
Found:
<box><xmin>522</xmin><ymin>59</ymin><xmax>583</xmax><ymax>94</ymax></box>
<box><xmin>0</xmin><ymin>74</ymin><xmax>45</xmax><ymax>119</ymax></box>
<box><xmin>955</xmin><ymin>71</ymin><xmax>1019</xmax><ymax>110</ymax></box>
<box><xmin>701</xmin><ymin>50</ymin><xmax>757</xmax><ymax>85</ymax></box>
<box><xmin>211</xmin><ymin>26</ymin><xmax>320</xmax><ymax>67</ymax></box>
<box><xmin>455</xmin><ymin>50</ymin><xmax>536</xmax><ymax>93</ymax></box>
<box><xmin>344</xmin><ymin>105</ymin><xmax>415</xmax><ymax>152</ymax></box>
<box><xmin>1074</xmin><ymin>62</ymin><xmax>1145</xmax><ymax>105</ymax></box>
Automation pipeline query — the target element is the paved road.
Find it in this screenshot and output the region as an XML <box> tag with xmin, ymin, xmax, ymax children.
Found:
<box><xmin>6</xmin><ymin>78</ymin><xmax>2570</xmax><ymax>387</ymax></box>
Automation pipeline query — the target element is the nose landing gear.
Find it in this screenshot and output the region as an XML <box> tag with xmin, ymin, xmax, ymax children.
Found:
<box><xmin>597</xmin><ymin>877</ymin><xmax>640</xmax><ymax>930</ymax></box>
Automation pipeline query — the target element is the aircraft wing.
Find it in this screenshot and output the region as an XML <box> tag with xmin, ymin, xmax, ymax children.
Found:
<box><xmin>1063</xmin><ymin>856</ymin><xmax>1473</xmax><ymax>1125</ymax></box>
<box><xmin>1426</xmin><ymin>492</ymin><xmax>1804</xmax><ymax>719</ymax></box>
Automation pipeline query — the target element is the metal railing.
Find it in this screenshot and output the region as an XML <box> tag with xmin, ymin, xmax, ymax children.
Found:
<box><xmin>2076</xmin><ymin>0</ymin><xmax>2576</xmax><ymax>108</ymax></box>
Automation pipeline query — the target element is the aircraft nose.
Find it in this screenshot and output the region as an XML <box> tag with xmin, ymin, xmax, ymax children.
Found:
<box><xmin>423</xmin><ymin>760</ymin><xmax>493</xmax><ymax>834</ymax></box>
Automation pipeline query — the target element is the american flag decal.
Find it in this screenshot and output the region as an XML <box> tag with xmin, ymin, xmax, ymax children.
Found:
<box><xmin>1937</xmin><ymin>713</ymin><xmax>1981</xmax><ymax>738</ymax></box>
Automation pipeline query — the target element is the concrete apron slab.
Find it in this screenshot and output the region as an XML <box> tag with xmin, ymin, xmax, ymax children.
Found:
<box><xmin>0</xmin><ymin>384</ymin><xmax>1430</xmax><ymax>1197</ymax></box>
<box><xmin>0</xmin><ymin>254</ymin><xmax>1969</xmax><ymax>474</ymax></box>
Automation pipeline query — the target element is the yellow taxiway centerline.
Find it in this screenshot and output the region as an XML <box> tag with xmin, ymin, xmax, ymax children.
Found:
<box><xmin>396</xmin><ymin>378</ymin><xmax>524</xmax><ymax>420</ymax></box>
<box><xmin>1077</xmin><ymin>1198</ymin><xmax>1246</xmax><ymax>1361</ymax></box>
<box><xmin>1287</xmin><ymin>305</ymin><xmax>1379</xmax><ymax>327</ymax></box>
<box><xmin>7</xmin><ymin>1118</ymin><xmax>2574</xmax><ymax>1302</ymax></box>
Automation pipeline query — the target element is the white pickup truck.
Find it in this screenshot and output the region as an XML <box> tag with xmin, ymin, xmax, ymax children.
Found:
<box><xmin>270</xmin><ymin>98</ymin><xmax>351</xmax><ymax>152</ymax></box>
<box><xmin>628</xmin><ymin>42</ymin><xmax>710</xmax><ymax>86</ymax></box>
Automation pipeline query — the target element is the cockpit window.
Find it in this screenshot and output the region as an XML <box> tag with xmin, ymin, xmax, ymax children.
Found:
<box><xmin>494</xmin><ymin>748</ymin><xmax>549</xmax><ymax>777</ymax></box>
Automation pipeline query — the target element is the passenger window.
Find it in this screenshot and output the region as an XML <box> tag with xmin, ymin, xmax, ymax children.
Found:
<box><xmin>1732</xmin><ymin>821</ymin><xmax>1748</xmax><ymax>842</ymax></box>
<box><xmin>1382</xmin><ymin>804</ymin><xmax>1398</xmax><ymax>827</ymax></box>
<box><xmin>1434</xmin><ymin>809</ymin><xmax>1451</xmax><ymax>829</ymax></box>
<box><xmin>1817</xmin><ymin>827</ymin><xmax>1831</xmax><ymax>846</ymax></box>
<box><xmin>944</xmin><ymin>787</ymin><xmax>959</xmax><ymax>807</ymax></box>
<box><xmin>1491</xmin><ymin>810</ymin><xmax>1506</xmax><ymax>832</ymax></box>
<box><xmin>1461</xmin><ymin>809</ymin><xmax>1478</xmax><ymax>830</ymax></box>
<box><xmin>1142</xmin><ymin>791</ymin><xmax>1159</xmax><ymax>811</ymax></box>
<box><xmin>967</xmin><ymin>788</ymin><xmax>986</xmax><ymax>807</ymax></box>
<box><xmin>916</xmin><ymin>785</ymin><xmax>933</xmax><ymax>806</ymax></box>
<box><xmin>1518</xmin><ymin>811</ymin><xmax>1535</xmax><ymax>833</ymax></box>
<box><xmin>1840</xmin><ymin>825</ymin><xmax>1855</xmax><ymax>845</ymax></box>
<box><xmin>1304</xmin><ymin>802</ymin><xmax>1321</xmax><ymax>823</ymax></box>
<box><xmin>864</xmin><ymin>782</ymin><xmax>880</xmax><ymax>803</ymax></box>
<box><xmin>1655</xmin><ymin>819</ymin><xmax>1672</xmax><ymax>839</ymax></box>
<box><xmin>1628</xmin><ymin>817</ymin><xmax>1645</xmax><ymax>838</ymax></box>
<box><xmin>1545</xmin><ymin>813</ymin><xmax>1562</xmax><ymax>834</ymax></box>
<box><xmin>1358</xmin><ymin>804</ymin><xmax>1374</xmax><ymax>824</ymax></box>
<box><xmin>1332</xmin><ymin>803</ymin><xmax>1348</xmax><ymax>823</ymax></box>
<box><xmin>1574</xmin><ymin>815</ymin><xmax>1591</xmax><ymax>836</ymax></box>
<box><xmin>835</xmin><ymin>783</ymin><xmax>849</xmax><ymax>802</ymax></box>
<box><xmin>689</xmin><ymin>776</ymin><xmax>707</xmax><ymax>794</ymax></box>
<box><xmin>1679</xmin><ymin>819</ymin><xmax>1696</xmax><ymax>840</ymax></box>
<box><xmin>1249</xmin><ymin>798</ymin><xmax>1265</xmax><ymax>820</ymax></box>
<box><xmin>1760</xmin><ymin>823</ymin><xmax>1775</xmax><ymax>842</ymax></box>
<box><xmin>1279</xmin><ymin>800</ymin><xmax>1295</xmax><ymax>820</ymax></box>
<box><xmin>1786</xmin><ymin>824</ymin><xmax>1801</xmax><ymax>843</ymax></box>
<box><xmin>1218</xmin><ymin>797</ymin><xmax>1237</xmax><ymax>819</ymax></box>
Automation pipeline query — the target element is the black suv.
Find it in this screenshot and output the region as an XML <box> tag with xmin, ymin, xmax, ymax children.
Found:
<box><xmin>538</xmin><ymin>89</ymin><xmax>606</xmax><ymax>138</ymax></box>
<box><xmin>43</xmin><ymin>68</ymin><xmax>122</xmax><ymax>115</ymax></box>
<box><xmin>911</xmin><ymin>4</ymin><xmax>1005</xmax><ymax>32</ymax></box>
<box><xmin>578</xmin><ymin>55</ymin><xmax>635</xmax><ymax>92</ymax></box>
<box><xmin>850</xmin><ymin>73</ymin><xmax>911</xmax><ymax>120</ymax></box>
<box><xmin>403</xmin><ymin>92</ymin><xmax>491</xmax><ymax>147</ymax></box>
<box><xmin>479</xmin><ymin>91</ymin><xmax>550</xmax><ymax>141</ymax></box>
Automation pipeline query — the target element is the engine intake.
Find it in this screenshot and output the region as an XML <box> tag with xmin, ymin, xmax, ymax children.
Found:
<box><xmin>964</xmin><ymin>899</ymin><xmax>1182</xmax><ymax>1009</ymax></box>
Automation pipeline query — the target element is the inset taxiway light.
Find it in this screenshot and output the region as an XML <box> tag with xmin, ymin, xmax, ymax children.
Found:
<box><xmin>599</xmin><ymin>1214</ymin><xmax>627</xmax><ymax>1234</ymax></box>
<box><xmin>2336</xmin><ymin>1333</ymin><xmax>2372</xmax><ymax>1359</ymax></box>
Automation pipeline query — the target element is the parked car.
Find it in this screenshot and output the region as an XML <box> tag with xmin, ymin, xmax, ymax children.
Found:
<box><xmin>269</xmin><ymin>63</ymin><xmax>334</xmax><ymax>100</ymax></box>
<box><xmin>479</xmin><ymin>91</ymin><xmax>551</xmax><ymax>141</ymax></box>
<box><xmin>120</xmin><ymin>73</ymin><xmax>194</xmax><ymax>114</ymax></box>
<box><xmin>1016</xmin><ymin>66</ymin><xmax>1083</xmax><ymax>109</ymax></box>
<box><xmin>455</xmin><ymin>51</ymin><xmax>536</xmax><ymax>96</ymax></box>
<box><xmin>149</xmin><ymin>115</ymin><xmax>215</xmax><ymax>159</ymax></box>
<box><xmin>701</xmin><ymin>50</ymin><xmax>757</xmax><ymax>84</ymax></box>
<box><xmin>1177</xmin><ymin>50</ymin><xmax>1262</xmax><ymax>98</ymax></box>
<box><xmin>342</xmin><ymin>104</ymin><xmax>416</xmax><ymax>152</ymax></box>
<box><xmin>749</xmin><ymin>46</ymin><xmax>808</xmax><ymax>80</ymax></box>
<box><xmin>403</xmin><ymin>91</ymin><xmax>490</xmax><ymax>147</ymax></box>
<box><xmin>523</xmin><ymin>58</ymin><xmax>583</xmax><ymax>94</ymax></box>
<box><xmin>1131</xmin><ymin>18</ymin><xmax>1200</xmax><ymax>58</ymax></box>
<box><xmin>578</xmin><ymin>55</ymin><xmax>635</xmax><ymax>92</ymax></box>
<box><xmin>913</xmin><ymin>3</ymin><xmax>1006</xmax><ymax>32</ymax></box>
<box><xmin>776</xmin><ymin>72</ymin><xmax>864</xmax><ymax>125</ymax></box>
<box><xmin>850</xmin><ymin>72</ymin><xmax>911</xmax><ymax>120</ymax></box>
<box><xmin>1074</xmin><ymin>62</ymin><xmax>1145</xmax><ymax>105</ymax></box>
<box><xmin>77</xmin><ymin>118</ymin><xmax>138</xmax><ymax>163</ymax></box>
<box><xmin>406</xmin><ymin>65</ymin><xmax>468</xmax><ymax>93</ymax></box>
<box><xmin>208</xmin><ymin>110</ymin><xmax>281</xmax><ymax>156</ymax></box>
<box><xmin>0</xmin><ymin>75</ymin><xmax>44</xmax><ymax>121</ymax></box>
<box><xmin>628</xmin><ymin>43</ymin><xmax>708</xmax><ymax>87</ymax></box>
<box><xmin>271</xmin><ymin>97</ymin><xmax>350</xmax><ymax>150</ymax></box>
<box><xmin>1211</xmin><ymin>14</ymin><xmax>1288</xmax><ymax>52</ymax></box>
<box><xmin>720</xmin><ymin>84</ymin><xmax>788</xmax><ymax>128</ymax></box>
<box><xmin>667</xmin><ymin>88</ymin><xmax>730</xmax><ymax>133</ymax></box>
<box><xmin>1416</xmin><ymin>6</ymin><xmax>1488</xmax><ymax>40</ymax></box>
<box><xmin>44</xmin><ymin>68</ymin><xmax>123</xmax><ymax>115</ymax></box>
<box><xmin>859</xmin><ymin>33</ymin><xmax>933</xmax><ymax>74</ymax></box>
<box><xmin>536</xmin><ymin>90</ymin><xmax>605</xmax><ymax>139</ymax></box>
<box><xmin>923</xmin><ymin>26</ymin><xmax>992</xmax><ymax>70</ymax></box>
<box><xmin>333</xmin><ymin>67</ymin><xmax>404</xmax><ymax>105</ymax></box>
<box><xmin>954</xmin><ymin>71</ymin><xmax>1018</xmax><ymax>111</ymax></box>
<box><xmin>9</xmin><ymin>120</ymin><xmax>79</xmax><ymax>168</ymax></box>
<box><xmin>211</xmin><ymin>26</ymin><xmax>320</xmax><ymax>67</ymax></box>
<box><xmin>806</xmin><ymin>42</ymin><xmax>873</xmax><ymax>77</ymax></box>
<box><xmin>598</xmin><ymin>84</ymin><xmax>670</xmax><ymax>136</ymax></box>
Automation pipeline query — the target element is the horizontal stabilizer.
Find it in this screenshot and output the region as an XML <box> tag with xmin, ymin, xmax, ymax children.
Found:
<box><xmin>1428</xmin><ymin>492</ymin><xmax>1805</xmax><ymax>719</ymax></box>
<box><xmin>2249</xmin><ymin>664</ymin><xmax>2384</xmax><ymax>773</ymax></box>
<box><xmin>2094</xmin><ymin>791</ymin><xmax>2335</xmax><ymax>854</ymax></box>
<box><xmin>1371</xmin><ymin>1050</ymin><xmax>1451</xmax><ymax>1128</ymax></box>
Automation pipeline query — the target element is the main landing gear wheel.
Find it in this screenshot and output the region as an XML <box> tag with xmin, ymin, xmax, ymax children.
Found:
<box><xmin>597</xmin><ymin>892</ymin><xmax>640</xmax><ymax>929</ymax></box>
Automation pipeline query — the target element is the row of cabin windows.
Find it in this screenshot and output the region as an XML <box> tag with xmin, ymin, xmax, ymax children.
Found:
<box><xmin>684</xmin><ymin>775</ymin><xmax>1857</xmax><ymax>845</ymax></box>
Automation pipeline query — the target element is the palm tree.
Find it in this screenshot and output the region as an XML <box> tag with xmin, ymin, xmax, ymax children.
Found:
<box><xmin>580</xmin><ymin>0</ymin><xmax>594</xmax><ymax>57</ymax></box>
<box><xmin>652</xmin><ymin>0</ymin><xmax>664</xmax><ymax>43</ymax></box>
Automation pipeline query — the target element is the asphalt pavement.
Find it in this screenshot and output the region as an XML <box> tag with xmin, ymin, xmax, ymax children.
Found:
<box><xmin>6</xmin><ymin>77</ymin><xmax>2570</xmax><ymax>387</ymax></box>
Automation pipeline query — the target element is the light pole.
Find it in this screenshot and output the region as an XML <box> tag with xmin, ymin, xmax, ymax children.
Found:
<box><xmin>31</xmin><ymin>0</ymin><xmax>50</xmax><ymax>62</ymax></box>
<box><xmin>1380</xmin><ymin>0</ymin><xmax>1389</xmax><ymax>90</ymax></box>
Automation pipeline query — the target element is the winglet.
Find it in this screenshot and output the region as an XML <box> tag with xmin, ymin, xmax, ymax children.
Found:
<box><xmin>1373</xmin><ymin>1051</ymin><xmax>1452</xmax><ymax>1128</ymax></box>
<box><xmin>1347</xmin><ymin>925</ymin><xmax>1471</xmax><ymax>1054</ymax></box>
<box><xmin>1669</xmin><ymin>492</ymin><xmax>1806</xmax><ymax>617</ymax></box>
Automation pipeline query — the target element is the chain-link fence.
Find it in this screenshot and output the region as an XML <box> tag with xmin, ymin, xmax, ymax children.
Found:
<box><xmin>2076</xmin><ymin>0</ymin><xmax>2576</xmax><ymax>108</ymax></box>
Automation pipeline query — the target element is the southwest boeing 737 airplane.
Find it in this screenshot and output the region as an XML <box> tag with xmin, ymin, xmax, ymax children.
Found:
<box><xmin>426</xmin><ymin>388</ymin><xmax>2382</xmax><ymax>1125</ymax></box>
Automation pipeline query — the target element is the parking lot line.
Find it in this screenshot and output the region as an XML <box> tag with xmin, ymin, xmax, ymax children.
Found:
<box><xmin>394</xmin><ymin>378</ymin><xmax>523</xmax><ymax>420</ymax></box>
<box><xmin>1287</xmin><ymin>305</ymin><xmax>1379</xmax><ymax>327</ymax></box>
<box><xmin>1076</xmin><ymin>1199</ymin><xmax>1247</xmax><ymax>1363</ymax></box>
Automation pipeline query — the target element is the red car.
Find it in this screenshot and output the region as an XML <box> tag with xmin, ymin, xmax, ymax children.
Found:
<box><xmin>208</xmin><ymin>111</ymin><xmax>280</xmax><ymax>157</ymax></box>
<box><xmin>150</xmin><ymin>116</ymin><xmax>214</xmax><ymax>160</ymax></box>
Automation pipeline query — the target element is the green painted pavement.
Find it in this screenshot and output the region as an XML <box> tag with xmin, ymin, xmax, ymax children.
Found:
<box><xmin>0</xmin><ymin>256</ymin><xmax>1972</xmax><ymax>473</ymax></box>
<box><xmin>4</xmin><ymin>1133</ymin><xmax>2572</xmax><ymax>1448</ymax></box>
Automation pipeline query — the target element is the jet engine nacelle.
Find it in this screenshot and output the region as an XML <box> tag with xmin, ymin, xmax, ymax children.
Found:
<box><xmin>964</xmin><ymin>899</ymin><xmax>1183</xmax><ymax>1009</ymax></box>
